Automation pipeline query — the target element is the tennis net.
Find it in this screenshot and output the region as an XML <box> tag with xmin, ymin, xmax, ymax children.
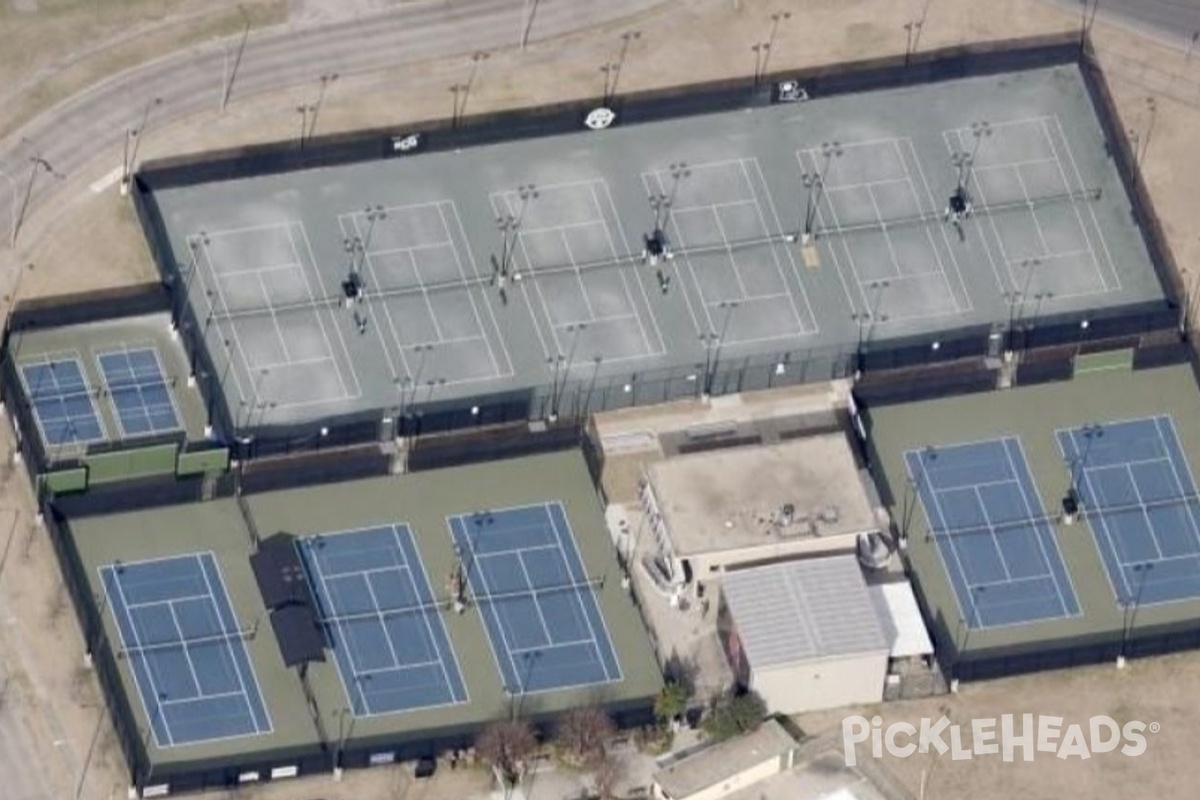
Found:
<box><xmin>812</xmin><ymin>187</ymin><xmax>1101</xmax><ymax>239</ymax></box>
<box><xmin>117</xmin><ymin>627</ymin><xmax>254</xmax><ymax>658</ymax></box>
<box><xmin>318</xmin><ymin>575</ymin><xmax>607</xmax><ymax>625</ymax></box>
<box><xmin>923</xmin><ymin>491</ymin><xmax>1200</xmax><ymax>541</ymax></box>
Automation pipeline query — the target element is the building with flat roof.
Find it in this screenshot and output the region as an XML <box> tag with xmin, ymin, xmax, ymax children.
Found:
<box><xmin>48</xmin><ymin>449</ymin><xmax>662</xmax><ymax>794</ymax></box>
<box><xmin>718</xmin><ymin>555</ymin><xmax>889</xmax><ymax>714</ymax></box>
<box><xmin>651</xmin><ymin>718</ymin><xmax>799</xmax><ymax>800</ymax></box>
<box><xmin>640</xmin><ymin>434</ymin><xmax>880</xmax><ymax>582</ymax></box>
<box><xmin>862</xmin><ymin>357</ymin><xmax>1200</xmax><ymax>680</ymax></box>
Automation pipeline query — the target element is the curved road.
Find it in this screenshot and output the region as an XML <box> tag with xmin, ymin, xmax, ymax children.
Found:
<box><xmin>0</xmin><ymin>0</ymin><xmax>665</xmax><ymax>249</ymax></box>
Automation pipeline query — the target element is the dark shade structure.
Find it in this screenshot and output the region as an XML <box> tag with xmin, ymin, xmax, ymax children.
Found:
<box><xmin>251</xmin><ymin>531</ymin><xmax>317</xmax><ymax>609</ymax></box>
<box><xmin>269</xmin><ymin>604</ymin><xmax>327</xmax><ymax>668</ymax></box>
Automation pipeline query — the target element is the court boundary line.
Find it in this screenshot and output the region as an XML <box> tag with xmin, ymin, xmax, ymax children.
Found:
<box><xmin>1057</xmin><ymin>416</ymin><xmax>1200</xmax><ymax>607</ymax></box>
<box><xmin>197</xmin><ymin>554</ymin><xmax>271</xmax><ymax>734</ymax></box>
<box><xmin>297</xmin><ymin>525</ymin><xmax>469</xmax><ymax>717</ymax></box>
<box><xmin>95</xmin><ymin>345</ymin><xmax>184</xmax><ymax>440</ymax></box>
<box><xmin>1008</xmin><ymin>437</ymin><xmax>1080</xmax><ymax>618</ymax></box>
<box><xmin>18</xmin><ymin>351</ymin><xmax>110</xmax><ymax>449</ymax></box>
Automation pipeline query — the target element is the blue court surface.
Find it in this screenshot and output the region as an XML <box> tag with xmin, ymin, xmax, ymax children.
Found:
<box><xmin>906</xmin><ymin>438</ymin><xmax>1080</xmax><ymax>629</ymax></box>
<box><xmin>99</xmin><ymin>553</ymin><xmax>272</xmax><ymax>748</ymax></box>
<box><xmin>20</xmin><ymin>357</ymin><xmax>105</xmax><ymax>447</ymax></box>
<box><xmin>448</xmin><ymin>502</ymin><xmax>622</xmax><ymax>695</ymax></box>
<box><xmin>98</xmin><ymin>347</ymin><xmax>180</xmax><ymax>437</ymax></box>
<box><xmin>1058</xmin><ymin>415</ymin><xmax>1200</xmax><ymax>606</ymax></box>
<box><xmin>297</xmin><ymin>524</ymin><xmax>468</xmax><ymax>717</ymax></box>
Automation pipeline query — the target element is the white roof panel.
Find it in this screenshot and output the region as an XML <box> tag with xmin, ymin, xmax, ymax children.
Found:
<box><xmin>869</xmin><ymin>581</ymin><xmax>935</xmax><ymax>658</ymax></box>
<box><xmin>721</xmin><ymin>555</ymin><xmax>888</xmax><ymax>668</ymax></box>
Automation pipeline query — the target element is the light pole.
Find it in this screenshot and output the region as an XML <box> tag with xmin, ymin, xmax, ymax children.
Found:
<box><xmin>333</xmin><ymin>706</ymin><xmax>354</xmax><ymax>779</ymax></box>
<box><xmin>12</xmin><ymin>149</ymin><xmax>62</xmax><ymax>247</ymax></box>
<box><xmin>306</xmin><ymin>72</ymin><xmax>339</xmax><ymax>143</ymax></box>
<box><xmin>790</xmin><ymin>171</ymin><xmax>823</xmax><ymax>243</ymax></box>
<box><xmin>1068</xmin><ymin>422</ymin><xmax>1103</xmax><ymax>501</ymax></box>
<box><xmin>751</xmin><ymin>42</ymin><xmax>771</xmax><ymax>88</ymax></box>
<box><xmin>296</xmin><ymin>104</ymin><xmax>315</xmax><ymax>150</ymax></box>
<box><xmin>220</xmin><ymin>5</ymin><xmax>252</xmax><ymax>112</ymax></box>
<box><xmin>126</xmin><ymin>97</ymin><xmax>162</xmax><ymax>186</ymax></box>
<box><xmin>1188</xmin><ymin>31</ymin><xmax>1200</xmax><ymax>62</ymax></box>
<box><xmin>1119</xmin><ymin>562</ymin><xmax>1154</xmax><ymax>668</ymax></box>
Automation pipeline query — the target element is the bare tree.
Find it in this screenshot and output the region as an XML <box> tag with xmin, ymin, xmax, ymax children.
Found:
<box><xmin>555</xmin><ymin>706</ymin><xmax>616</xmax><ymax>767</ymax></box>
<box><xmin>592</xmin><ymin>752</ymin><xmax>623</xmax><ymax>800</ymax></box>
<box><xmin>477</xmin><ymin>719</ymin><xmax>537</xmax><ymax>785</ymax></box>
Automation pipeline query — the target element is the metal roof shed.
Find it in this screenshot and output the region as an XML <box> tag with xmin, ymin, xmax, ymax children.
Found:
<box><xmin>719</xmin><ymin>555</ymin><xmax>889</xmax><ymax>714</ymax></box>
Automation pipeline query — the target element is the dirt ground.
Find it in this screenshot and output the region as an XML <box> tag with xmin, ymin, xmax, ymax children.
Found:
<box><xmin>4</xmin><ymin>0</ymin><xmax>1200</xmax><ymax>798</ymax></box>
<box><xmin>0</xmin><ymin>0</ymin><xmax>286</xmax><ymax>141</ymax></box>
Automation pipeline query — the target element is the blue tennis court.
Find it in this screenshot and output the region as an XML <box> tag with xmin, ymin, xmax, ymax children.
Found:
<box><xmin>297</xmin><ymin>524</ymin><xmax>468</xmax><ymax>717</ymax></box>
<box><xmin>99</xmin><ymin>553</ymin><xmax>272</xmax><ymax>748</ymax></box>
<box><xmin>906</xmin><ymin>438</ymin><xmax>1080</xmax><ymax>628</ymax></box>
<box><xmin>19</xmin><ymin>356</ymin><xmax>105</xmax><ymax>447</ymax></box>
<box><xmin>448</xmin><ymin>502</ymin><xmax>621</xmax><ymax>695</ymax></box>
<box><xmin>98</xmin><ymin>347</ymin><xmax>180</xmax><ymax>437</ymax></box>
<box><xmin>1057</xmin><ymin>415</ymin><xmax>1200</xmax><ymax>606</ymax></box>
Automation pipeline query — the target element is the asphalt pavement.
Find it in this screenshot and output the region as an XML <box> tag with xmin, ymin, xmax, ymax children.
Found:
<box><xmin>0</xmin><ymin>0</ymin><xmax>666</xmax><ymax>250</ymax></box>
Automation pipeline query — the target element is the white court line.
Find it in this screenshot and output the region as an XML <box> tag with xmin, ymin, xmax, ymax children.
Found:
<box><xmin>1038</xmin><ymin>118</ymin><xmax>1109</xmax><ymax>292</ymax></box>
<box><xmin>515</xmin><ymin>552</ymin><xmax>554</xmax><ymax>646</ymax></box>
<box><xmin>1004</xmin><ymin>439</ymin><xmax>1075</xmax><ymax>618</ymax></box>
<box><xmin>474</xmin><ymin>542</ymin><xmax>560</xmax><ymax>560</ymax></box>
<box><xmin>193</xmin><ymin>234</ymin><xmax>259</xmax><ymax>404</ymax></box>
<box><xmin>1011</xmin><ymin>167</ymin><xmax>1054</xmax><ymax>257</ymax></box>
<box><xmin>1160</xmin><ymin>416</ymin><xmax>1200</xmax><ymax>552</ymax></box>
<box><xmin>255</xmin><ymin>271</ymin><xmax>293</xmax><ymax>363</ymax></box>
<box><xmin>971</xmin><ymin>486</ymin><xmax>1011</xmax><ymax>580</ymax></box>
<box><xmin>793</xmin><ymin>150</ymin><xmax>860</xmax><ymax>313</ymax></box>
<box><xmin>165</xmin><ymin>602</ymin><xmax>204</xmax><ymax>707</ymax></box>
<box><xmin>204</xmin><ymin>262</ymin><xmax>299</xmax><ymax>280</ymax></box>
<box><xmin>515</xmin><ymin>219</ymin><xmax>608</xmax><ymax>237</ymax></box>
<box><xmin>799</xmin><ymin>147</ymin><xmax>873</xmax><ymax>313</ymax></box>
<box><xmin>591</xmin><ymin>181</ymin><xmax>658</xmax><ymax>358</ymax></box>
<box><xmin>18</xmin><ymin>352</ymin><xmax>110</xmax><ymax>447</ymax></box>
<box><xmin>353</xmin><ymin>216</ymin><xmax>419</xmax><ymax>369</ymax></box>
<box><xmin>160</xmin><ymin>690</ymin><xmax>246</xmax><ymax>707</ymax></box>
<box><xmin>1052</xmin><ymin>116</ymin><xmax>1121</xmax><ymax>290</ymax></box>
<box><xmin>457</xmin><ymin>518</ymin><xmax>526</xmax><ymax>694</ymax></box>
<box><xmin>306</xmin><ymin>540</ymin><xmax>371</xmax><ymax>714</ymax></box>
<box><xmin>748</xmin><ymin>157</ymin><xmax>819</xmax><ymax>333</ymax></box>
<box><xmin>898</xmin><ymin>139</ymin><xmax>970</xmax><ymax>313</ymax></box>
<box><xmin>668</xmin><ymin>197</ymin><xmax>761</xmax><ymax>214</ymax></box>
<box><xmin>509</xmin><ymin>639</ymin><xmax>595</xmax><ymax>655</ymax></box>
<box><xmin>560</xmin><ymin>228</ymin><xmax>597</xmax><ymax>320</ymax></box>
<box><xmin>909</xmin><ymin>451</ymin><xmax>986</xmax><ymax>627</ymax></box>
<box><xmin>201</xmin><ymin>219</ymin><xmax>299</xmax><ymax>240</ymax></box>
<box><xmin>291</xmin><ymin>222</ymin><xmax>359</xmax><ymax>399</ymax></box>
<box><xmin>1124</xmin><ymin>462</ymin><xmax>1165</xmax><ymax>560</ymax></box>
<box><xmin>709</xmin><ymin>207</ymin><xmax>751</xmax><ymax>297</ymax></box>
<box><xmin>367</xmin><ymin>240</ymin><xmax>454</xmax><ymax>259</ymax></box>
<box><xmin>821</xmin><ymin>176</ymin><xmax>912</xmax><ymax>194</ymax></box>
<box><xmin>544</xmin><ymin>501</ymin><xmax>619</xmax><ymax>682</ymax></box>
<box><xmin>973</xmin><ymin>156</ymin><xmax>1059</xmax><ymax>172</ymax></box>
<box><xmin>1072</xmin><ymin>429</ymin><xmax>1136</xmax><ymax>601</ymax></box>
<box><xmin>638</xmin><ymin>171</ymin><xmax>703</xmax><ymax>335</ymax></box>
<box><xmin>446</xmin><ymin>201</ymin><xmax>513</xmax><ymax>378</ymax></box>
<box><xmin>505</xmin><ymin>192</ymin><xmax>567</xmax><ymax>356</ymax></box>
<box><xmin>336</xmin><ymin>213</ymin><xmax>404</xmax><ymax>382</ymax></box>
<box><xmin>201</xmin><ymin>555</ymin><xmax>271</xmax><ymax>733</ymax></box>
<box><xmin>106</xmin><ymin>567</ymin><xmax>174</xmax><ymax>748</ymax></box>
<box><xmin>390</xmin><ymin>524</ymin><xmax>467</xmax><ymax>703</ymax></box>
<box><xmin>864</xmin><ymin>184</ymin><xmax>904</xmax><ymax>281</ymax></box>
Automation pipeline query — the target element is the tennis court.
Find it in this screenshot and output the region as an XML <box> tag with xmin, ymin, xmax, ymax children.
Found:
<box><xmin>97</xmin><ymin>346</ymin><xmax>182</xmax><ymax>437</ymax></box>
<box><xmin>98</xmin><ymin>552</ymin><xmax>272</xmax><ymax>747</ymax></box>
<box><xmin>297</xmin><ymin>524</ymin><xmax>468</xmax><ymax>717</ymax></box>
<box><xmin>448</xmin><ymin>502</ymin><xmax>621</xmax><ymax>694</ymax></box>
<box><xmin>1057</xmin><ymin>416</ymin><xmax>1200</xmax><ymax>606</ymax></box>
<box><xmin>19</xmin><ymin>354</ymin><xmax>106</xmax><ymax>448</ymax></box>
<box><xmin>905</xmin><ymin>437</ymin><xmax>1080</xmax><ymax>628</ymax></box>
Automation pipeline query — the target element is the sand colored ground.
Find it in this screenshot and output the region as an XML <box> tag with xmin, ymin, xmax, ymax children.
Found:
<box><xmin>2</xmin><ymin>0</ymin><xmax>1200</xmax><ymax>798</ymax></box>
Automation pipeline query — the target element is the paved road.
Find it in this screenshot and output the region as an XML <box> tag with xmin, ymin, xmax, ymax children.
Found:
<box><xmin>0</xmin><ymin>0</ymin><xmax>666</xmax><ymax>249</ymax></box>
<box><xmin>1046</xmin><ymin>0</ymin><xmax>1200</xmax><ymax>48</ymax></box>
